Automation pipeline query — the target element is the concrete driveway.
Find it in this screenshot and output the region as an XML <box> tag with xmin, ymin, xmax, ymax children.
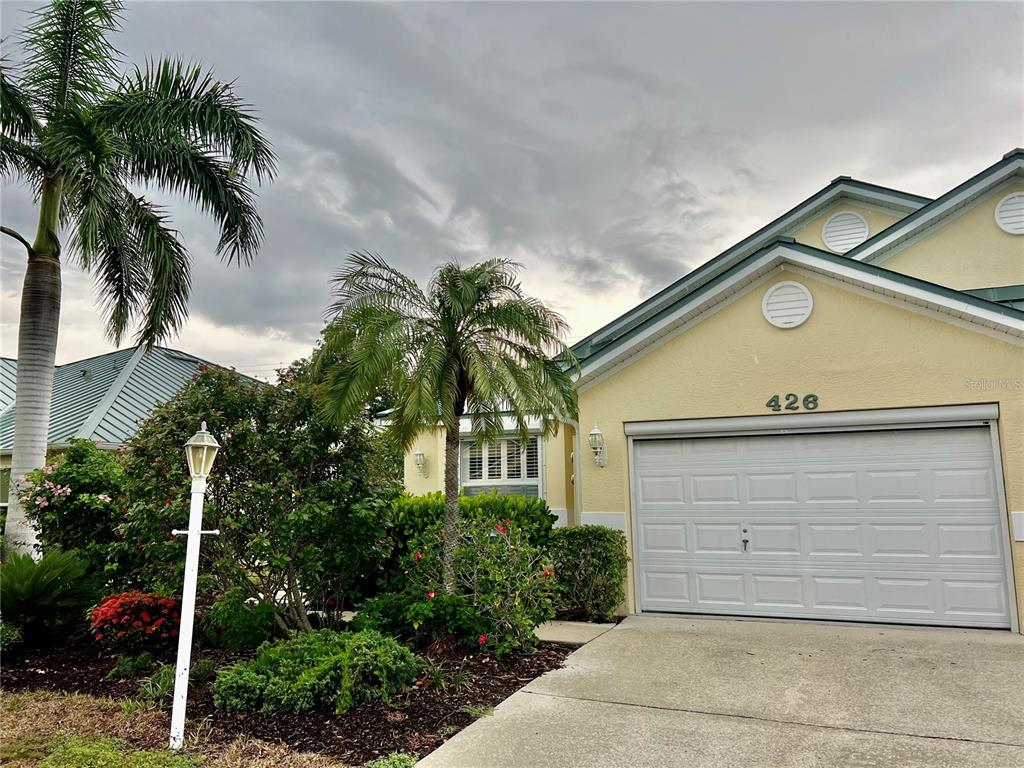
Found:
<box><xmin>418</xmin><ymin>616</ymin><xmax>1024</xmax><ymax>768</ymax></box>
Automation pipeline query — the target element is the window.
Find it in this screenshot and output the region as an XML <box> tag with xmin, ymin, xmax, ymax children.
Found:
<box><xmin>459</xmin><ymin>436</ymin><xmax>541</xmax><ymax>498</ymax></box>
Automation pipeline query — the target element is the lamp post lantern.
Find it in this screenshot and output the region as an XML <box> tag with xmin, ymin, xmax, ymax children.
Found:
<box><xmin>169</xmin><ymin>422</ymin><xmax>220</xmax><ymax>750</ymax></box>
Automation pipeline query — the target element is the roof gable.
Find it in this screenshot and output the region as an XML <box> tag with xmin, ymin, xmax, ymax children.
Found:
<box><xmin>849</xmin><ymin>148</ymin><xmax>1024</xmax><ymax>264</ymax></box>
<box><xmin>572</xmin><ymin>177</ymin><xmax>928</xmax><ymax>362</ymax></box>
<box><xmin>576</xmin><ymin>238</ymin><xmax>1024</xmax><ymax>389</ymax></box>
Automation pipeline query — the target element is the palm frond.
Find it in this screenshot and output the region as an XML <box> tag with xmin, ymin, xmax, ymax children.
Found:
<box><xmin>95</xmin><ymin>57</ymin><xmax>276</xmax><ymax>182</ymax></box>
<box><xmin>20</xmin><ymin>0</ymin><xmax>122</xmax><ymax>119</ymax></box>
<box><xmin>1</xmin><ymin>56</ymin><xmax>43</xmax><ymax>141</ymax></box>
<box><xmin>128</xmin><ymin>195</ymin><xmax>191</xmax><ymax>344</ymax></box>
<box><xmin>118</xmin><ymin>134</ymin><xmax>263</xmax><ymax>262</ymax></box>
<box><xmin>317</xmin><ymin>254</ymin><xmax>579</xmax><ymax>451</ymax></box>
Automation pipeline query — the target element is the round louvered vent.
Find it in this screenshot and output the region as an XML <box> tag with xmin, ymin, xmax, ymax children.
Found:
<box><xmin>821</xmin><ymin>211</ymin><xmax>869</xmax><ymax>253</ymax></box>
<box><xmin>762</xmin><ymin>281</ymin><xmax>813</xmax><ymax>329</ymax></box>
<box><xmin>994</xmin><ymin>192</ymin><xmax>1024</xmax><ymax>235</ymax></box>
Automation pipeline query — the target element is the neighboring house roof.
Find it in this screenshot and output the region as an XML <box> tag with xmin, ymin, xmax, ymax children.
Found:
<box><xmin>576</xmin><ymin>237</ymin><xmax>1024</xmax><ymax>388</ymax></box>
<box><xmin>849</xmin><ymin>148</ymin><xmax>1024</xmax><ymax>264</ymax></box>
<box><xmin>571</xmin><ymin>177</ymin><xmax>930</xmax><ymax>363</ymax></box>
<box><xmin>0</xmin><ymin>345</ymin><xmax>228</xmax><ymax>452</ymax></box>
<box><xmin>0</xmin><ymin>358</ymin><xmax>16</xmax><ymax>412</ymax></box>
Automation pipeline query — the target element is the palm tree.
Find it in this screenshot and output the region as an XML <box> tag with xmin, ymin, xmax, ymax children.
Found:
<box><xmin>316</xmin><ymin>253</ymin><xmax>578</xmax><ymax>593</ymax></box>
<box><xmin>1</xmin><ymin>0</ymin><xmax>275</xmax><ymax>553</ymax></box>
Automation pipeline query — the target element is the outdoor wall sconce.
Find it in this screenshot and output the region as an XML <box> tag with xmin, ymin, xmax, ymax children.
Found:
<box><xmin>414</xmin><ymin>449</ymin><xmax>428</xmax><ymax>477</ymax></box>
<box><xmin>587</xmin><ymin>425</ymin><xmax>606</xmax><ymax>468</ymax></box>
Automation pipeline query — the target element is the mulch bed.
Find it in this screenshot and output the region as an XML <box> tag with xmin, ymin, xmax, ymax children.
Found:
<box><xmin>2</xmin><ymin>639</ymin><xmax>571</xmax><ymax>765</ymax></box>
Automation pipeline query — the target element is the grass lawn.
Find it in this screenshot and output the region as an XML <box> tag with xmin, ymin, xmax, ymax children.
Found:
<box><xmin>0</xmin><ymin>691</ymin><xmax>343</xmax><ymax>767</ymax></box>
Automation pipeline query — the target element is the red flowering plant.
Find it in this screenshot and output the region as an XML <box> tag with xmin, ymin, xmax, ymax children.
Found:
<box><xmin>406</xmin><ymin>517</ymin><xmax>555</xmax><ymax>657</ymax></box>
<box><xmin>89</xmin><ymin>591</ymin><xmax>180</xmax><ymax>650</ymax></box>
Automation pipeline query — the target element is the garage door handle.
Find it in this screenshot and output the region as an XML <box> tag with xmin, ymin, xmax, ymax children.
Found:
<box><xmin>741</xmin><ymin>527</ymin><xmax>749</xmax><ymax>552</ymax></box>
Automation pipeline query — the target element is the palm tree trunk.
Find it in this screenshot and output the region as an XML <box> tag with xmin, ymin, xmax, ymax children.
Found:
<box><xmin>442</xmin><ymin>425</ymin><xmax>460</xmax><ymax>593</ymax></box>
<box><xmin>3</xmin><ymin>180</ymin><xmax>63</xmax><ymax>556</ymax></box>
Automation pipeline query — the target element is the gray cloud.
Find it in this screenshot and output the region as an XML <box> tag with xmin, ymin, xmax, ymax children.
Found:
<box><xmin>2</xmin><ymin>1</ymin><xmax>1021</xmax><ymax>374</ymax></box>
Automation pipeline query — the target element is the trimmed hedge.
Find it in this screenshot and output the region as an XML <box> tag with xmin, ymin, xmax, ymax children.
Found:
<box><xmin>391</xmin><ymin>492</ymin><xmax>557</xmax><ymax>551</ymax></box>
<box><xmin>550</xmin><ymin>526</ymin><xmax>629</xmax><ymax>622</ymax></box>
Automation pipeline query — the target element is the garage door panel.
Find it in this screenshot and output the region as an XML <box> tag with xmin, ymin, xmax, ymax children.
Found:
<box><xmin>633</xmin><ymin>427</ymin><xmax>1010</xmax><ymax>628</ymax></box>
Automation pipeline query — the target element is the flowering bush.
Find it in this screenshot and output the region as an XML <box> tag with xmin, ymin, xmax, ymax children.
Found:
<box><xmin>402</xmin><ymin>517</ymin><xmax>555</xmax><ymax>656</ymax></box>
<box><xmin>19</xmin><ymin>439</ymin><xmax>125</xmax><ymax>576</ymax></box>
<box><xmin>90</xmin><ymin>591</ymin><xmax>180</xmax><ymax>650</ymax></box>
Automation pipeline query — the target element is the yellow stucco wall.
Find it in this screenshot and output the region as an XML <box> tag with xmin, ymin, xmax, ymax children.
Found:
<box><xmin>787</xmin><ymin>201</ymin><xmax>905</xmax><ymax>253</ymax></box>
<box><xmin>577</xmin><ymin>267</ymin><xmax>1024</xmax><ymax>623</ymax></box>
<box><xmin>403</xmin><ymin>429</ymin><xmax>445</xmax><ymax>495</ymax></box>
<box><xmin>880</xmin><ymin>182</ymin><xmax>1024</xmax><ymax>289</ymax></box>
<box><xmin>401</xmin><ymin>427</ymin><xmax>572</xmax><ymax>517</ymax></box>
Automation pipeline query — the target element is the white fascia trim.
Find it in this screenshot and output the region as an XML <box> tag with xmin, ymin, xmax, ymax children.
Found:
<box><xmin>853</xmin><ymin>158</ymin><xmax>1024</xmax><ymax>263</ymax></box>
<box><xmin>783</xmin><ymin>250</ymin><xmax>1024</xmax><ymax>333</ymax></box>
<box><xmin>577</xmin><ymin>245</ymin><xmax>1024</xmax><ymax>390</ymax></box>
<box><xmin>578</xmin><ymin>247</ymin><xmax>784</xmax><ymax>388</ymax></box>
<box><xmin>457</xmin><ymin>415</ymin><xmax>544</xmax><ymax>435</ymax></box>
<box><xmin>624</xmin><ymin>403</ymin><xmax>999</xmax><ymax>438</ymax></box>
<box><xmin>589</xmin><ymin>186</ymin><xmax>924</xmax><ymax>345</ymax></box>
<box><xmin>75</xmin><ymin>345</ymin><xmax>147</xmax><ymax>440</ymax></box>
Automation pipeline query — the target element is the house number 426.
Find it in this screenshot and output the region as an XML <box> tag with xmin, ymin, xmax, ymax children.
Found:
<box><xmin>766</xmin><ymin>393</ymin><xmax>819</xmax><ymax>412</ymax></box>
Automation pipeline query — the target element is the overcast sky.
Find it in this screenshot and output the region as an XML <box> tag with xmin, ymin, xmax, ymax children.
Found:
<box><xmin>2</xmin><ymin>1</ymin><xmax>1022</xmax><ymax>379</ymax></box>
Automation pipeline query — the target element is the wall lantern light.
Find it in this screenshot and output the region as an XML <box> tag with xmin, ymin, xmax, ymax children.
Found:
<box><xmin>414</xmin><ymin>449</ymin><xmax>428</xmax><ymax>478</ymax></box>
<box><xmin>587</xmin><ymin>425</ymin><xmax>606</xmax><ymax>468</ymax></box>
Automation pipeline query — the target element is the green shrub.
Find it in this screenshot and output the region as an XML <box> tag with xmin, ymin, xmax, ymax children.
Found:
<box><xmin>549</xmin><ymin>526</ymin><xmax>629</xmax><ymax>622</ymax></box>
<box><xmin>19</xmin><ymin>439</ymin><xmax>126</xmax><ymax>578</ymax></box>
<box><xmin>112</xmin><ymin>365</ymin><xmax>401</xmax><ymax>628</ymax></box>
<box><xmin>188</xmin><ymin>658</ymin><xmax>217</xmax><ymax>683</ymax></box>
<box><xmin>106</xmin><ymin>652</ymin><xmax>156</xmax><ymax>680</ymax></box>
<box><xmin>405</xmin><ymin>517</ymin><xmax>556</xmax><ymax>656</ymax></box>
<box><xmin>212</xmin><ymin>629</ymin><xmax>420</xmax><ymax>715</ymax></box>
<box><xmin>200</xmin><ymin>589</ymin><xmax>276</xmax><ymax>650</ymax></box>
<box><xmin>391</xmin><ymin>492</ymin><xmax>556</xmax><ymax>556</ymax></box>
<box><xmin>39</xmin><ymin>736</ymin><xmax>196</xmax><ymax>767</ymax></box>
<box><xmin>0</xmin><ymin>550</ymin><xmax>97</xmax><ymax>644</ymax></box>
<box><xmin>353</xmin><ymin>591</ymin><xmax>484</xmax><ymax>648</ymax></box>
<box><xmin>0</xmin><ymin>620</ymin><xmax>22</xmax><ymax>655</ymax></box>
<box><xmin>364</xmin><ymin>753</ymin><xmax>417</xmax><ymax>768</ymax></box>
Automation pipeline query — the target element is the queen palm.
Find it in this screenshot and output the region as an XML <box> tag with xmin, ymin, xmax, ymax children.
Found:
<box><xmin>1</xmin><ymin>0</ymin><xmax>275</xmax><ymax>553</ymax></box>
<box><xmin>317</xmin><ymin>253</ymin><xmax>578</xmax><ymax>592</ymax></box>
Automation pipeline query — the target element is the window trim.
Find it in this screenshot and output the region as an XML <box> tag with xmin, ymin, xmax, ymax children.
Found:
<box><xmin>459</xmin><ymin>434</ymin><xmax>545</xmax><ymax>498</ymax></box>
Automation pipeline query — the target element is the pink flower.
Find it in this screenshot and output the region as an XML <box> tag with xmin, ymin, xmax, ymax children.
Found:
<box><xmin>98</xmin><ymin>494</ymin><xmax>112</xmax><ymax>503</ymax></box>
<box><xmin>478</xmin><ymin>634</ymin><xmax>488</xmax><ymax>645</ymax></box>
<box><xmin>495</xmin><ymin>523</ymin><xmax>507</xmax><ymax>535</ymax></box>
<box><xmin>425</xmin><ymin>591</ymin><xmax>436</xmax><ymax>600</ymax></box>
<box><xmin>413</xmin><ymin>551</ymin><xmax>424</xmax><ymax>561</ymax></box>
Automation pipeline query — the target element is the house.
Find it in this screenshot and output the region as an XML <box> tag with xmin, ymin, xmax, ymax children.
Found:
<box><xmin>0</xmin><ymin>345</ymin><xmax>232</xmax><ymax>511</ymax></box>
<box><xmin>404</xmin><ymin>148</ymin><xmax>1024</xmax><ymax>633</ymax></box>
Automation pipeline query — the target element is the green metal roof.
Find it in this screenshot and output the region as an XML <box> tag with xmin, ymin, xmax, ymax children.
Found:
<box><xmin>0</xmin><ymin>346</ymin><xmax>227</xmax><ymax>452</ymax></box>
<box><xmin>964</xmin><ymin>284</ymin><xmax>1024</xmax><ymax>311</ymax></box>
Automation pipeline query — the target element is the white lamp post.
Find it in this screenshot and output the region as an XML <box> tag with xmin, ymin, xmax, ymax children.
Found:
<box><xmin>169</xmin><ymin>421</ymin><xmax>220</xmax><ymax>750</ymax></box>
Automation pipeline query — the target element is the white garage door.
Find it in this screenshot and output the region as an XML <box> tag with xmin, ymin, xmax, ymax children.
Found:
<box><xmin>633</xmin><ymin>427</ymin><xmax>1011</xmax><ymax>627</ymax></box>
